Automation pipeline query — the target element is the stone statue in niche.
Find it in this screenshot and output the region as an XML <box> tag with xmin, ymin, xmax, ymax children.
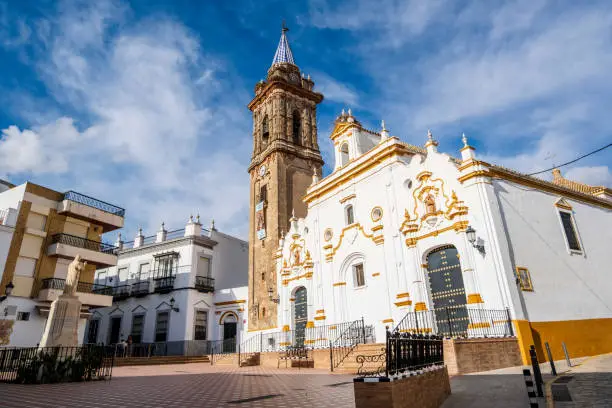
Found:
<box><xmin>292</xmin><ymin>247</ymin><xmax>301</xmax><ymax>266</ymax></box>
<box><xmin>425</xmin><ymin>195</ymin><xmax>437</xmax><ymax>215</ymax></box>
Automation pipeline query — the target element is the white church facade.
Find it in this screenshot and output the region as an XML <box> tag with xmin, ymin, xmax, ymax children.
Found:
<box><xmin>269</xmin><ymin>114</ymin><xmax>612</xmax><ymax>364</ymax></box>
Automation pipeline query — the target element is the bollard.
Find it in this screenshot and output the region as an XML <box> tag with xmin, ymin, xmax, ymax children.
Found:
<box><xmin>544</xmin><ymin>342</ymin><xmax>557</xmax><ymax>376</ymax></box>
<box><xmin>522</xmin><ymin>368</ymin><xmax>539</xmax><ymax>408</ymax></box>
<box><xmin>529</xmin><ymin>345</ymin><xmax>544</xmax><ymax>397</ymax></box>
<box><xmin>562</xmin><ymin>342</ymin><xmax>572</xmax><ymax>367</ymax></box>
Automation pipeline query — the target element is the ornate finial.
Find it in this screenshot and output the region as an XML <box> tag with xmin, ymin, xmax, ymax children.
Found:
<box><xmin>380</xmin><ymin>119</ymin><xmax>390</xmax><ymax>142</ymax></box>
<box><xmin>348</xmin><ymin>108</ymin><xmax>352</xmax><ymax>116</ymax></box>
<box><xmin>427</xmin><ymin>129</ymin><xmax>433</xmax><ymax>140</ymax></box>
<box><xmin>462</xmin><ymin>133</ymin><xmax>468</xmax><ymax>147</ymax></box>
<box><xmin>137</xmin><ymin>226</ymin><xmax>143</xmax><ymax>235</ymax></box>
<box><xmin>292</xmin><ymin>208</ymin><xmax>295</xmax><ymax>218</ymax></box>
<box><xmin>382</xmin><ymin>120</ymin><xmax>387</xmax><ymax>131</ymax></box>
<box><xmin>118</xmin><ymin>232</ymin><xmax>122</xmax><ymax>240</ymax></box>
<box><xmin>211</xmin><ymin>219</ymin><xmax>216</xmax><ymax>231</ymax></box>
<box><xmin>196</xmin><ymin>214</ymin><xmax>201</xmax><ymax>224</ymax></box>
<box><xmin>307</xmin><ymin>74</ymin><xmax>310</xmax><ymax>80</ymax></box>
<box><xmin>282</xmin><ymin>20</ymin><xmax>289</xmax><ymax>33</ymax></box>
<box><xmin>341</xmin><ymin>108</ymin><xmax>346</xmax><ymax>116</ymax></box>
<box><xmin>189</xmin><ymin>214</ymin><xmax>194</xmax><ymax>223</ymax></box>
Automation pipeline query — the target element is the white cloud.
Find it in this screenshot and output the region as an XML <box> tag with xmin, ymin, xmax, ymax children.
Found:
<box><xmin>489</xmin><ymin>0</ymin><xmax>547</xmax><ymax>40</ymax></box>
<box><xmin>565</xmin><ymin>166</ymin><xmax>612</xmax><ymax>188</ymax></box>
<box><xmin>0</xmin><ymin>0</ymin><xmax>252</xmax><ymax>238</ymax></box>
<box><xmin>312</xmin><ymin>72</ymin><xmax>359</xmax><ymax>107</ymax></box>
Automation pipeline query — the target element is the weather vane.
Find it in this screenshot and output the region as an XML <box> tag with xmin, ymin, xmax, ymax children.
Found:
<box><xmin>282</xmin><ymin>20</ymin><xmax>289</xmax><ymax>33</ymax></box>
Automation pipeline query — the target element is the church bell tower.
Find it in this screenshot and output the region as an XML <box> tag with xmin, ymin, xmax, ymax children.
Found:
<box><xmin>247</xmin><ymin>25</ymin><xmax>324</xmax><ymax>330</ymax></box>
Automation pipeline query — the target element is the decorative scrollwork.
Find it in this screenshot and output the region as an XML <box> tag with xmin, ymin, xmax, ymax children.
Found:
<box><xmin>356</xmin><ymin>350</ymin><xmax>386</xmax><ymax>377</ymax></box>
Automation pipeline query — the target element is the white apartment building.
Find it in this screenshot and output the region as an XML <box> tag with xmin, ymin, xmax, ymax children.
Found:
<box><xmin>89</xmin><ymin>217</ymin><xmax>249</xmax><ymax>351</ymax></box>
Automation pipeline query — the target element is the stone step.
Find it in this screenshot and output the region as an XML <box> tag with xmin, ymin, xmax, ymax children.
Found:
<box><xmin>114</xmin><ymin>356</ymin><xmax>210</xmax><ymax>366</ymax></box>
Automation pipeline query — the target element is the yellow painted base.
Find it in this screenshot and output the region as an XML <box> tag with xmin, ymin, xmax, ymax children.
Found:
<box><xmin>468</xmin><ymin>322</ymin><xmax>491</xmax><ymax>329</ymax></box>
<box><xmin>466</xmin><ymin>293</ymin><xmax>484</xmax><ymax>304</ymax></box>
<box><xmin>514</xmin><ymin>318</ymin><xmax>612</xmax><ymax>364</ymax></box>
<box><xmin>306</xmin><ymin>321</ymin><xmax>315</xmax><ymax>328</ymax></box>
<box><xmin>282</xmin><ymin>325</ymin><xmax>290</xmax><ymax>332</ymax></box>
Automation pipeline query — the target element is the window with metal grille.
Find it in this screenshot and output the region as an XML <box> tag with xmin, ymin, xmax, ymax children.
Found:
<box><xmin>559</xmin><ymin>211</ymin><xmax>581</xmax><ymax>251</ymax></box>
<box><xmin>86</xmin><ymin>319</ymin><xmax>99</xmax><ymax>343</ymax></box>
<box><xmin>194</xmin><ymin>310</ymin><xmax>208</xmax><ymax>340</ymax></box>
<box><xmin>353</xmin><ymin>263</ymin><xmax>365</xmax><ymax>287</ymax></box>
<box><xmin>16</xmin><ymin>312</ymin><xmax>30</xmax><ymax>321</ymax></box>
<box><xmin>197</xmin><ymin>257</ymin><xmax>211</xmax><ymax>277</ymax></box>
<box><xmin>131</xmin><ymin>315</ymin><xmax>144</xmax><ymax>344</ymax></box>
<box><xmin>155</xmin><ymin>311</ymin><xmax>169</xmax><ymax>342</ymax></box>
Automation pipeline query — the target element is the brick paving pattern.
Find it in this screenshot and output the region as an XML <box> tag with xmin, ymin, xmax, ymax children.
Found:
<box><xmin>0</xmin><ymin>364</ymin><xmax>356</xmax><ymax>408</ymax></box>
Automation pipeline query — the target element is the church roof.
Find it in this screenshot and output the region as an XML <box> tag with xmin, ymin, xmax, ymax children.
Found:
<box><xmin>551</xmin><ymin>168</ymin><xmax>611</xmax><ymax>197</ymax></box>
<box><xmin>272</xmin><ymin>26</ymin><xmax>295</xmax><ymax>66</ymax></box>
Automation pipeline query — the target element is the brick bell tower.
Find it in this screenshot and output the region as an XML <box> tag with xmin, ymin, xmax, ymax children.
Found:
<box><xmin>247</xmin><ymin>25</ymin><xmax>324</xmax><ymax>330</ymax></box>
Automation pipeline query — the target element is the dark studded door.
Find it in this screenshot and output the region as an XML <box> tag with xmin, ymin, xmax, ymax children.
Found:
<box><xmin>426</xmin><ymin>245</ymin><xmax>469</xmax><ymax>337</ymax></box>
<box><xmin>293</xmin><ymin>287</ymin><xmax>307</xmax><ymax>347</ymax></box>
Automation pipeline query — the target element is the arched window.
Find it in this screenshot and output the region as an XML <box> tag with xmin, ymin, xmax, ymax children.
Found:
<box><xmin>345</xmin><ymin>204</ymin><xmax>355</xmax><ymax>225</ymax></box>
<box><xmin>425</xmin><ymin>195</ymin><xmax>436</xmax><ymax>214</ymax></box>
<box><xmin>340</xmin><ymin>143</ymin><xmax>349</xmax><ymax>166</ymax></box>
<box><xmin>262</xmin><ymin>115</ymin><xmax>269</xmax><ymax>145</ymax></box>
<box><xmin>292</xmin><ymin>110</ymin><xmax>301</xmax><ymax>145</ymax></box>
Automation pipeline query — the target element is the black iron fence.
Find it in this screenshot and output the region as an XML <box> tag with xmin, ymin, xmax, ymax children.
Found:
<box><xmin>153</xmin><ymin>276</ymin><xmax>176</xmax><ymax>293</ymax></box>
<box><xmin>330</xmin><ymin>318</ymin><xmax>366</xmax><ymax>371</ymax></box>
<box><xmin>112</xmin><ymin>284</ymin><xmax>131</xmax><ymax>300</ymax></box>
<box><xmin>211</xmin><ymin>339</ymin><xmax>238</xmax><ymax>364</ymax></box>
<box><xmin>0</xmin><ymin>345</ymin><xmax>113</xmax><ymax>383</ymax></box>
<box><xmin>385</xmin><ymin>331</ymin><xmax>444</xmax><ymax>377</ymax></box>
<box><xmin>51</xmin><ymin>233</ymin><xmax>117</xmax><ymax>254</ymax></box>
<box><xmin>39</xmin><ymin>278</ymin><xmax>113</xmax><ymax>296</ymax></box>
<box><xmin>393</xmin><ymin>308</ymin><xmax>514</xmax><ymax>338</ymax></box>
<box><xmin>64</xmin><ymin>190</ymin><xmax>125</xmax><ymax>217</ymax></box>
<box><xmin>106</xmin><ymin>340</ymin><xmax>215</xmax><ymax>358</ymax></box>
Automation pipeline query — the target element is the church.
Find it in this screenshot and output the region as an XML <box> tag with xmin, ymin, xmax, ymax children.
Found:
<box><xmin>245</xmin><ymin>26</ymin><xmax>612</xmax><ymax>364</ymax></box>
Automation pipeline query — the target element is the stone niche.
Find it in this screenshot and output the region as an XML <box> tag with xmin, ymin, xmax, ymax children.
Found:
<box><xmin>353</xmin><ymin>366</ymin><xmax>451</xmax><ymax>408</ymax></box>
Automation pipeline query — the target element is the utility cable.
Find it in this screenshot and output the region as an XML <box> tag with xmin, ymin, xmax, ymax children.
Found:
<box><xmin>525</xmin><ymin>142</ymin><xmax>612</xmax><ymax>176</ymax></box>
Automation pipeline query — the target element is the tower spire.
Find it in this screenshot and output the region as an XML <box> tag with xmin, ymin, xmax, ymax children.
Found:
<box><xmin>272</xmin><ymin>22</ymin><xmax>295</xmax><ymax>66</ymax></box>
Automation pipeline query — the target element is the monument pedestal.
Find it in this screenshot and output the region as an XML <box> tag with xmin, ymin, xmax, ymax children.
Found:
<box><xmin>39</xmin><ymin>294</ymin><xmax>82</xmax><ymax>348</ymax></box>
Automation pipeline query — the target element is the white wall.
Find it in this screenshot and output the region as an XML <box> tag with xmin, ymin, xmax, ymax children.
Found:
<box><xmin>494</xmin><ymin>179</ymin><xmax>612</xmax><ymax>322</ymax></box>
<box><xmin>0</xmin><ymin>225</ymin><xmax>14</xmax><ymax>283</ymax></box>
<box><xmin>209</xmin><ymin>231</ymin><xmax>248</xmax><ymax>290</ymax></box>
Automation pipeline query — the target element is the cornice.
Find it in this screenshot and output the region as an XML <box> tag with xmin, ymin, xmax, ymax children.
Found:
<box><xmin>118</xmin><ymin>236</ymin><xmax>217</xmax><ymax>257</ymax></box>
<box><xmin>248</xmin><ymin>141</ymin><xmax>324</xmax><ymax>172</ymax></box>
<box><xmin>248</xmin><ymin>80</ymin><xmax>323</xmax><ymax>111</ymax></box>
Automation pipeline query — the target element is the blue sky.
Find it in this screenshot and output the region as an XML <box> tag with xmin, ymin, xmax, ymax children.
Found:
<box><xmin>0</xmin><ymin>0</ymin><xmax>610</xmax><ymax>240</ymax></box>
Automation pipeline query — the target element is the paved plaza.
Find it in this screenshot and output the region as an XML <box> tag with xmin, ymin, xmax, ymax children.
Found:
<box><xmin>0</xmin><ymin>355</ymin><xmax>610</xmax><ymax>407</ymax></box>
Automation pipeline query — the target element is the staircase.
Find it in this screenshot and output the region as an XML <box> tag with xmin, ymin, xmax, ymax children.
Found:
<box><xmin>213</xmin><ymin>353</ymin><xmax>238</xmax><ymax>365</ymax></box>
<box><xmin>239</xmin><ymin>352</ymin><xmax>260</xmax><ymax>367</ymax></box>
<box><xmin>113</xmin><ymin>355</ymin><xmax>210</xmax><ymax>367</ymax></box>
<box><xmin>333</xmin><ymin>343</ymin><xmax>386</xmax><ymax>374</ymax></box>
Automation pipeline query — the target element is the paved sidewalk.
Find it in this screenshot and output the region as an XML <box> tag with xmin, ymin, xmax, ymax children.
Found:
<box><xmin>551</xmin><ymin>353</ymin><xmax>612</xmax><ymax>408</ymax></box>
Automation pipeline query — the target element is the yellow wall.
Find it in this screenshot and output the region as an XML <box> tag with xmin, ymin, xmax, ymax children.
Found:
<box><xmin>514</xmin><ymin>318</ymin><xmax>612</xmax><ymax>364</ymax></box>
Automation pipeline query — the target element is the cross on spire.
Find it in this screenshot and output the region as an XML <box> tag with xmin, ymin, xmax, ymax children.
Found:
<box><xmin>272</xmin><ymin>22</ymin><xmax>296</xmax><ymax>66</ymax></box>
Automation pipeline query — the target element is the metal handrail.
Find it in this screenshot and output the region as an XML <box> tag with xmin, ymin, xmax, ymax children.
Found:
<box><xmin>51</xmin><ymin>233</ymin><xmax>117</xmax><ymax>254</ymax></box>
<box><xmin>329</xmin><ymin>318</ymin><xmax>366</xmax><ymax>371</ymax></box>
<box><xmin>64</xmin><ymin>191</ymin><xmax>125</xmax><ymax>217</ymax></box>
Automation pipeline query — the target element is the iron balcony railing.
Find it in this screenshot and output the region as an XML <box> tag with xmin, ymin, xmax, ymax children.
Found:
<box><xmin>195</xmin><ymin>276</ymin><xmax>214</xmax><ymax>292</ymax></box>
<box><xmin>153</xmin><ymin>276</ymin><xmax>176</xmax><ymax>293</ymax></box>
<box><xmin>63</xmin><ymin>191</ymin><xmax>125</xmax><ymax>217</ymax></box>
<box><xmin>112</xmin><ymin>285</ymin><xmax>131</xmax><ymax>300</ymax></box>
<box><xmin>39</xmin><ymin>278</ymin><xmax>113</xmax><ymax>296</ymax></box>
<box><xmin>131</xmin><ymin>281</ymin><xmax>150</xmax><ymax>297</ymax></box>
<box><xmin>51</xmin><ymin>233</ymin><xmax>118</xmax><ymax>255</ymax></box>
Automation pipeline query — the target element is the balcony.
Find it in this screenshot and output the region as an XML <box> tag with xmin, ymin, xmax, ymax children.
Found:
<box><xmin>47</xmin><ymin>233</ymin><xmax>118</xmax><ymax>267</ymax></box>
<box><xmin>37</xmin><ymin>278</ymin><xmax>113</xmax><ymax>307</ymax></box>
<box><xmin>195</xmin><ymin>276</ymin><xmax>215</xmax><ymax>293</ymax></box>
<box><xmin>154</xmin><ymin>276</ymin><xmax>176</xmax><ymax>294</ymax></box>
<box><xmin>112</xmin><ymin>284</ymin><xmax>131</xmax><ymax>301</ymax></box>
<box><xmin>58</xmin><ymin>191</ymin><xmax>125</xmax><ymax>232</ymax></box>
<box><xmin>132</xmin><ymin>280</ymin><xmax>151</xmax><ymax>297</ymax></box>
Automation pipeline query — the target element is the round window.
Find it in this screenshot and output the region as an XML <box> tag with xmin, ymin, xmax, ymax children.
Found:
<box><xmin>371</xmin><ymin>207</ymin><xmax>383</xmax><ymax>222</ymax></box>
<box><xmin>324</xmin><ymin>228</ymin><xmax>333</xmax><ymax>242</ymax></box>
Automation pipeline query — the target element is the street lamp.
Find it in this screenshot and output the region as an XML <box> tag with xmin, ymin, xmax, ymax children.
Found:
<box><xmin>268</xmin><ymin>287</ymin><xmax>280</xmax><ymax>304</ymax></box>
<box><xmin>169</xmin><ymin>297</ymin><xmax>180</xmax><ymax>312</ymax></box>
<box><xmin>465</xmin><ymin>225</ymin><xmax>485</xmax><ymax>254</ymax></box>
<box><xmin>0</xmin><ymin>281</ymin><xmax>14</xmax><ymax>303</ymax></box>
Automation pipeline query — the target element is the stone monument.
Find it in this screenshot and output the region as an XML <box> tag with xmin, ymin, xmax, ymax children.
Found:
<box><xmin>39</xmin><ymin>255</ymin><xmax>87</xmax><ymax>347</ymax></box>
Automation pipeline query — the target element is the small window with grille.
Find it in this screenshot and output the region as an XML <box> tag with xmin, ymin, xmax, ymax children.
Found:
<box><xmin>559</xmin><ymin>211</ymin><xmax>581</xmax><ymax>252</ymax></box>
<box><xmin>194</xmin><ymin>310</ymin><xmax>208</xmax><ymax>340</ymax></box>
<box><xmin>353</xmin><ymin>263</ymin><xmax>365</xmax><ymax>288</ymax></box>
